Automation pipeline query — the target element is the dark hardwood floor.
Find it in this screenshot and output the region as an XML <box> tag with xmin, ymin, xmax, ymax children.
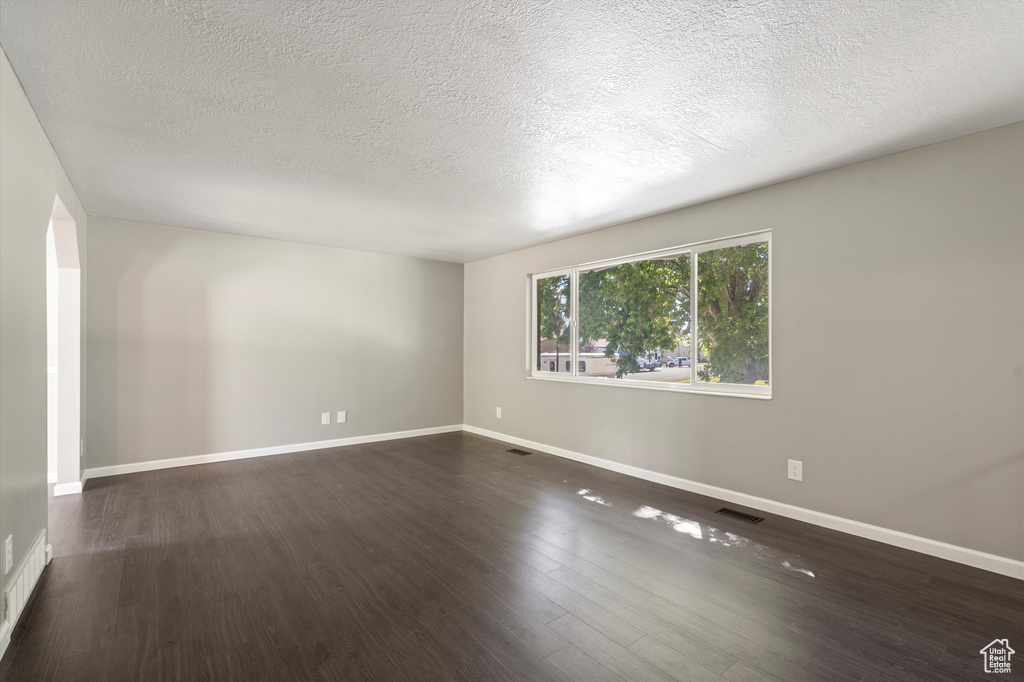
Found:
<box><xmin>2</xmin><ymin>431</ymin><xmax>1021</xmax><ymax>681</ymax></box>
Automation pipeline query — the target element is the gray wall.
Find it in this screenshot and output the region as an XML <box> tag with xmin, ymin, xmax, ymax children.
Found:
<box><xmin>0</xmin><ymin>47</ymin><xmax>88</xmax><ymax>585</ymax></box>
<box><xmin>86</xmin><ymin>217</ymin><xmax>463</xmax><ymax>468</ymax></box>
<box><xmin>464</xmin><ymin>123</ymin><xmax>1024</xmax><ymax>562</ymax></box>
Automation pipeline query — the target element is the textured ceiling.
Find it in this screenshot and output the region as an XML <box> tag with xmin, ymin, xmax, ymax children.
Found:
<box><xmin>1</xmin><ymin>1</ymin><xmax>1022</xmax><ymax>262</ymax></box>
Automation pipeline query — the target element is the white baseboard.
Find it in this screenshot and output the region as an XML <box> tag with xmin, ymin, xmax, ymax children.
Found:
<box><xmin>0</xmin><ymin>529</ymin><xmax>48</xmax><ymax>662</ymax></box>
<box><xmin>52</xmin><ymin>479</ymin><xmax>83</xmax><ymax>496</ymax></box>
<box><xmin>463</xmin><ymin>424</ymin><xmax>1024</xmax><ymax>580</ymax></box>
<box><xmin>64</xmin><ymin>421</ymin><xmax>1023</xmax><ymax>579</ymax></box>
<box><xmin>84</xmin><ymin>424</ymin><xmax>464</xmax><ymax>480</ymax></box>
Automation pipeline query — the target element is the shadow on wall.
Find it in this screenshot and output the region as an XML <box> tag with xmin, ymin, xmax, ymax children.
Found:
<box><xmin>89</xmin><ymin>226</ymin><xmax>456</xmax><ymax>470</ymax></box>
<box><xmin>886</xmin><ymin>448</ymin><xmax>1024</xmax><ymax>543</ymax></box>
<box><xmin>117</xmin><ymin>245</ymin><xmax>209</xmax><ymax>466</ymax></box>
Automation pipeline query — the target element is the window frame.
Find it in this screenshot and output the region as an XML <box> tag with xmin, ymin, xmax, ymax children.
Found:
<box><xmin>529</xmin><ymin>230</ymin><xmax>771</xmax><ymax>399</ymax></box>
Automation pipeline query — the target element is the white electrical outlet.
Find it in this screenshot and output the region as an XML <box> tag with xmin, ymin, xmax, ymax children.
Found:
<box><xmin>80</xmin><ymin>438</ymin><xmax>85</xmax><ymax>459</ymax></box>
<box><xmin>321</xmin><ymin>412</ymin><xmax>331</xmax><ymax>425</ymax></box>
<box><xmin>788</xmin><ymin>459</ymin><xmax>803</xmax><ymax>481</ymax></box>
<box><xmin>337</xmin><ymin>411</ymin><xmax>347</xmax><ymax>424</ymax></box>
<box><xmin>496</xmin><ymin>407</ymin><xmax>502</xmax><ymax>418</ymax></box>
<box><xmin>4</xmin><ymin>535</ymin><xmax>12</xmax><ymax>575</ymax></box>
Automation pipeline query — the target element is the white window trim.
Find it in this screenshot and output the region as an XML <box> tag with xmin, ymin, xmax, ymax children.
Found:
<box><xmin>529</xmin><ymin>230</ymin><xmax>771</xmax><ymax>399</ymax></box>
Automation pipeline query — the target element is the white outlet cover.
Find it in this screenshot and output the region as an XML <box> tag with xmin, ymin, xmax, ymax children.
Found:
<box><xmin>321</xmin><ymin>412</ymin><xmax>331</xmax><ymax>425</ymax></box>
<box><xmin>496</xmin><ymin>407</ymin><xmax>502</xmax><ymax>418</ymax></box>
<box><xmin>788</xmin><ymin>459</ymin><xmax>803</xmax><ymax>481</ymax></box>
<box><xmin>337</xmin><ymin>411</ymin><xmax>347</xmax><ymax>424</ymax></box>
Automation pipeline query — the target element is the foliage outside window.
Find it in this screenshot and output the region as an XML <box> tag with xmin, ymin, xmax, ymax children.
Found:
<box><xmin>535</xmin><ymin>273</ymin><xmax>570</xmax><ymax>373</ymax></box>
<box><xmin>696</xmin><ymin>242</ymin><xmax>769</xmax><ymax>385</ymax></box>
<box><xmin>580</xmin><ymin>255</ymin><xmax>690</xmax><ymax>378</ymax></box>
<box><xmin>531</xmin><ymin>232</ymin><xmax>770</xmax><ymax>397</ymax></box>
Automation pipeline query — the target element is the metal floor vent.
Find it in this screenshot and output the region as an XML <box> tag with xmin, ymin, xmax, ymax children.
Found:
<box><xmin>716</xmin><ymin>507</ymin><xmax>764</xmax><ymax>524</ymax></box>
<box><xmin>507</xmin><ymin>448</ymin><xmax>532</xmax><ymax>456</ymax></box>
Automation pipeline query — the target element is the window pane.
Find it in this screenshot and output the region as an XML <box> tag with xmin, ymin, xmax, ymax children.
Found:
<box><xmin>696</xmin><ymin>241</ymin><xmax>769</xmax><ymax>385</ymax></box>
<box><xmin>578</xmin><ymin>254</ymin><xmax>690</xmax><ymax>384</ymax></box>
<box><xmin>536</xmin><ymin>274</ymin><xmax>571</xmax><ymax>373</ymax></box>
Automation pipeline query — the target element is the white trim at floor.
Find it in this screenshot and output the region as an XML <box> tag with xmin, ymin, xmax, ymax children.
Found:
<box><xmin>462</xmin><ymin>424</ymin><xmax>1024</xmax><ymax>580</ymax></box>
<box><xmin>0</xmin><ymin>529</ymin><xmax>49</xmax><ymax>662</ymax></box>
<box><xmin>70</xmin><ymin>422</ymin><xmax>1022</xmax><ymax>579</ymax></box>
<box><xmin>84</xmin><ymin>424</ymin><xmax>464</xmax><ymax>480</ymax></box>
<box><xmin>52</xmin><ymin>476</ymin><xmax>86</xmax><ymax>497</ymax></box>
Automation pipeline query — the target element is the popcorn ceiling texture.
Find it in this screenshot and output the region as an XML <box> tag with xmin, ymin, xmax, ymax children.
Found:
<box><xmin>1</xmin><ymin>1</ymin><xmax>1021</xmax><ymax>261</ymax></box>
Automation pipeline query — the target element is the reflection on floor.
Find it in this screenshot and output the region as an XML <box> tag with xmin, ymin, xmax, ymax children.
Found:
<box><xmin>1</xmin><ymin>431</ymin><xmax>1020</xmax><ymax>681</ymax></box>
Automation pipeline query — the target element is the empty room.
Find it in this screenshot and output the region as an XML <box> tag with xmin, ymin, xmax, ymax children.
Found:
<box><xmin>1</xmin><ymin>2</ymin><xmax>1022</xmax><ymax>681</ymax></box>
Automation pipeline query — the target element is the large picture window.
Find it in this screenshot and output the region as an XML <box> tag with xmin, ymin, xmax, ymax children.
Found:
<box><xmin>530</xmin><ymin>232</ymin><xmax>771</xmax><ymax>397</ymax></box>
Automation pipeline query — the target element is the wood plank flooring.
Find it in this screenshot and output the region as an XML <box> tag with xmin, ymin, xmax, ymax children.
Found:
<box><xmin>1</xmin><ymin>431</ymin><xmax>1021</xmax><ymax>681</ymax></box>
